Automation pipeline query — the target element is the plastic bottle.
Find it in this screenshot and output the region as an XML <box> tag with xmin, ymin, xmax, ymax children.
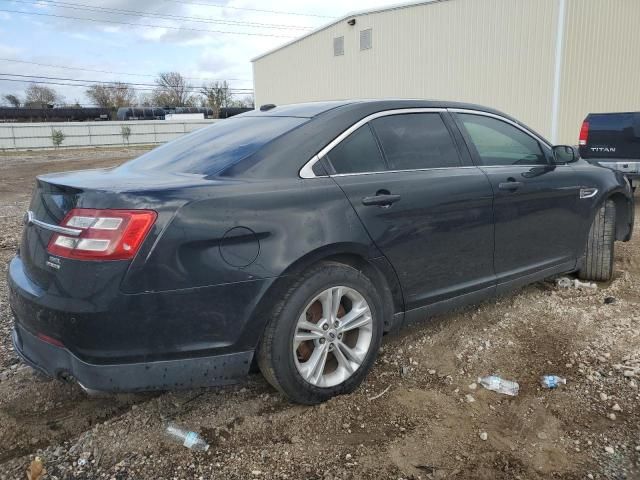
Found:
<box><xmin>540</xmin><ymin>375</ymin><xmax>567</xmax><ymax>389</ymax></box>
<box><xmin>478</xmin><ymin>375</ymin><xmax>519</xmax><ymax>396</ymax></box>
<box><xmin>164</xmin><ymin>422</ymin><xmax>210</xmax><ymax>451</ymax></box>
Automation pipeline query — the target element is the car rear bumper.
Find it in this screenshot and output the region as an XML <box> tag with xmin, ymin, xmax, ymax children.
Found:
<box><xmin>8</xmin><ymin>253</ymin><xmax>274</xmax><ymax>361</ymax></box>
<box><xmin>12</xmin><ymin>322</ymin><xmax>253</xmax><ymax>393</ymax></box>
<box><xmin>8</xmin><ymin>252</ymin><xmax>276</xmax><ymax>391</ymax></box>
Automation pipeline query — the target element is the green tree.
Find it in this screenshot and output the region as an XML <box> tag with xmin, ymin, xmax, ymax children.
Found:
<box><xmin>51</xmin><ymin>129</ymin><xmax>65</xmax><ymax>149</ymax></box>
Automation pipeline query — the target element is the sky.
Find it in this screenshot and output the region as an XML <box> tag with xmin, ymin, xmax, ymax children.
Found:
<box><xmin>0</xmin><ymin>0</ymin><xmax>395</xmax><ymax>106</ymax></box>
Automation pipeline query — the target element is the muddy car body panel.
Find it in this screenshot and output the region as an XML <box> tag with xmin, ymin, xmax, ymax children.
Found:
<box><xmin>8</xmin><ymin>100</ymin><xmax>635</xmax><ymax>392</ymax></box>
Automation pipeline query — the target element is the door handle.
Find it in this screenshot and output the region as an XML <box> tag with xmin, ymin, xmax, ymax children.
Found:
<box><xmin>498</xmin><ymin>181</ymin><xmax>523</xmax><ymax>191</ymax></box>
<box><xmin>361</xmin><ymin>194</ymin><xmax>401</xmax><ymax>207</ymax></box>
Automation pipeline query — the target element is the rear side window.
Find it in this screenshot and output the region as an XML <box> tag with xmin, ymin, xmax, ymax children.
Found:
<box><xmin>118</xmin><ymin>116</ymin><xmax>306</xmax><ymax>176</ymax></box>
<box><xmin>370</xmin><ymin>113</ymin><xmax>461</xmax><ymax>170</ymax></box>
<box><xmin>458</xmin><ymin>114</ymin><xmax>547</xmax><ymax>166</ymax></box>
<box><xmin>326</xmin><ymin>124</ymin><xmax>386</xmax><ymax>174</ymax></box>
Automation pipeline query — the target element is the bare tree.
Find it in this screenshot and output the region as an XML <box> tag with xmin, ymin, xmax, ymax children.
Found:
<box><xmin>137</xmin><ymin>93</ymin><xmax>153</xmax><ymax>107</ymax></box>
<box><xmin>3</xmin><ymin>94</ymin><xmax>21</xmax><ymax>107</ymax></box>
<box><xmin>201</xmin><ymin>81</ymin><xmax>233</xmax><ymax>117</ymax></box>
<box><xmin>152</xmin><ymin>72</ymin><xmax>195</xmax><ymax>107</ymax></box>
<box><xmin>233</xmin><ymin>94</ymin><xmax>255</xmax><ymax>109</ymax></box>
<box><xmin>24</xmin><ymin>85</ymin><xmax>61</xmax><ymax>107</ymax></box>
<box><xmin>86</xmin><ymin>82</ymin><xmax>137</xmax><ymax>110</ymax></box>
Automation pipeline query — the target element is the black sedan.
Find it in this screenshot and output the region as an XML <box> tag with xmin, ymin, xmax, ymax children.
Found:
<box><xmin>8</xmin><ymin>100</ymin><xmax>634</xmax><ymax>404</ymax></box>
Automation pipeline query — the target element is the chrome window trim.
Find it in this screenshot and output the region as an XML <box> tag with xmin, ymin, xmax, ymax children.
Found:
<box><xmin>331</xmin><ymin>165</ymin><xmax>478</xmax><ymax>178</ymax></box>
<box><xmin>299</xmin><ymin>155</ymin><xmax>321</xmax><ymax>179</ymax></box>
<box><xmin>24</xmin><ymin>210</ymin><xmax>82</xmax><ymax>237</ymax></box>
<box><xmin>479</xmin><ymin>164</ymin><xmax>574</xmax><ymax>169</ymax></box>
<box><xmin>448</xmin><ymin>108</ymin><xmax>552</xmax><ymax>149</ymax></box>
<box><xmin>298</xmin><ymin>107</ymin><xmax>553</xmax><ymax>179</ymax></box>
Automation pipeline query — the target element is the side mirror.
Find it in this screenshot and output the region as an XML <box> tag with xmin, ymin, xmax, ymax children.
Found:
<box><xmin>552</xmin><ymin>145</ymin><xmax>577</xmax><ymax>164</ymax></box>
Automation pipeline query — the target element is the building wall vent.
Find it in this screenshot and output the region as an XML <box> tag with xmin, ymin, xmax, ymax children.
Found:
<box><xmin>333</xmin><ymin>36</ymin><xmax>344</xmax><ymax>56</ymax></box>
<box><xmin>360</xmin><ymin>28</ymin><xmax>372</xmax><ymax>50</ymax></box>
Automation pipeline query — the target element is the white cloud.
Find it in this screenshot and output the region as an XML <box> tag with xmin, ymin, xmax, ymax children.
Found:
<box><xmin>1</xmin><ymin>1</ymin><xmax>396</xmax><ymax>104</ymax></box>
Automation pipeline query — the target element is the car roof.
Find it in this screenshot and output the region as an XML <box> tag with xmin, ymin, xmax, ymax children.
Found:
<box><xmin>242</xmin><ymin>99</ymin><xmax>515</xmax><ymax>121</ymax></box>
<box><xmin>240</xmin><ymin>101</ymin><xmax>356</xmax><ymax>118</ymax></box>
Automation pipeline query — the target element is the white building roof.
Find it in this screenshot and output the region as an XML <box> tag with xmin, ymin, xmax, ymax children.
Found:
<box><xmin>251</xmin><ymin>0</ymin><xmax>445</xmax><ymax>62</ymax></box>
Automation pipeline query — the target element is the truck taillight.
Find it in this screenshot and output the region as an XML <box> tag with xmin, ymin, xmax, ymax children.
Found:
<box><xmin>579</xmin><ymin>120</ymin><xmax>589</xmax><ymax>146</ymax></box>
<box><xmin>47</xmin><ymin>209</ymin><xmax>157</xmax><ymax>260</ymax></box>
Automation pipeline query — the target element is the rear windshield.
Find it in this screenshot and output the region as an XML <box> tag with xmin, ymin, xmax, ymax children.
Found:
<box><xmin>117</xmin><ymin>116</ymin><xmax>306</xmax><ymax>175</ymax></box>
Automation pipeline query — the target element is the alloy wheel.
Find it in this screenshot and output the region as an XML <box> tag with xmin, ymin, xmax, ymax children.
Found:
<box><xmin>293</xmin><ymin>286</ymin><xmax>373</xmax><ymax>387</ymax></box>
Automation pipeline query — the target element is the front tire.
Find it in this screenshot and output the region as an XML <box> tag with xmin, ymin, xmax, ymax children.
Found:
<box><xmin>578</xmin><ymin>200</ymin><xmax>616</xmax><ymax>282</ymax></box>
<box><xmin>257</xmin><ymin>262</ymin><xmax>383</xmax><ymax>404</ymax></box>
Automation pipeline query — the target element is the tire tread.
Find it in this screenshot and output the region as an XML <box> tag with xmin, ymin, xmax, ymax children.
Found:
<box><xmin>579</xmin><ymin>200</ymin><xmax>615</xmax><ymax>281</ymax></box>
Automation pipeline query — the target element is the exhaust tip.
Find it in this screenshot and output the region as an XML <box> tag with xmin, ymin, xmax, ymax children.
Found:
<box><xmin>57</xmin><ymin>371</ymin><xmax>103</xmax><ymax>396</ymax></box>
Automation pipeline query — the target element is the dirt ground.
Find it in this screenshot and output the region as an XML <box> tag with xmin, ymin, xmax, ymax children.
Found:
<box><xmin>0</xmin><ymin>147</ymin><xmax>639</xmax><ymax>480</ymax></box>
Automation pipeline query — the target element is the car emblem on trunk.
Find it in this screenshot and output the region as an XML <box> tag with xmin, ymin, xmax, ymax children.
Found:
<box><xmin>46</xmin><ymin>256</ymin><xmax>61</xmax><ymax>270</ymax></box>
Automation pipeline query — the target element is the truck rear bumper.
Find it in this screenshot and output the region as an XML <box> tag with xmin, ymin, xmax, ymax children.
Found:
<box><xmin>12</xmin><ymin>323</ymin><xmax>253</xmax><ymax>393</ymax></box>
<box><xmin>593</xmin><ymin>160</ymin><xmax>640</xmax><ymax>179</ymax></box>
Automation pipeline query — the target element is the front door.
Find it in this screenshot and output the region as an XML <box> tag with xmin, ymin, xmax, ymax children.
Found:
<box><xmin>452</xmin><ymin>111</ymin><xmax>583</xmax><ymax>284</ymax></box>
<box><xmin>325</xmin><ymin>111</ymin><xmax>495</xmax><ymax>311</ymax></box>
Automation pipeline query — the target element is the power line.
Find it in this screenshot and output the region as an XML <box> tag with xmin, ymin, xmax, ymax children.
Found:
<box><xmin>0</xmin><ymin>8</ymin><xmax>299</xmax><ymax>37</ymax></box>
<box><xmin>0</xmin><ymin>58</ymin><xmax>249</xmax><ymax>81</ymax></box>
<box><xmin>0</xmin><ymin>73</ymin><xmax>253</xmax><ymax>90</ymax></box>
<box><xmin>159</xmin><ymin>0</ymin><xmax>335</xmax><ymax>18</ymax></box>
<box><xmin>0</xmin><ymin>77</ymin><xmax>254</xmax><ymax>95</ymax></box>
<box><xmin>9</xmin><ymin>0</ymin><xmax>313</xmax><ymax>30</ymax></box>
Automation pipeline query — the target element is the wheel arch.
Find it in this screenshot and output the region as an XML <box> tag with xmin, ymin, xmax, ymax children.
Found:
<box><xmin>250</xmin><ymin>243</ymin><xmax>404</xmax><ymax>350</ymax></box>
<box><xmin>605</xmin><ymin>191</ymin><xmax>633</xmax><ymax>241</ymax></box>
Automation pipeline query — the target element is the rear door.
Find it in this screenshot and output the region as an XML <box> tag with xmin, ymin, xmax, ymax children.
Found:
<box><xmin>325</xmin><ymin>109</ymin><xmax>495</xmax><ymax>311</ymax></box>
<box><xmin>451</xmin><ymin>110</ymin><xmax>583</xmax><ymax>286</ymax></box>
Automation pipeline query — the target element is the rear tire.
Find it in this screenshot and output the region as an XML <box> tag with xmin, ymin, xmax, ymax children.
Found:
<box><xmin>578</xmin><ymin>200</ymin><xmax>616</xmax><ymax>282</ymax></box>
<box><xmin>257</xmin><ymin>262</ymin><xmax>383</xmax><ymax>404</ymax></box>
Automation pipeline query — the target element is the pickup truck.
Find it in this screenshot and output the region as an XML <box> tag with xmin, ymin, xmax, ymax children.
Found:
<box><xmin>579</xmin><ymin>112</ymin><xmax>640</xmax><ymax>190</ymax></box>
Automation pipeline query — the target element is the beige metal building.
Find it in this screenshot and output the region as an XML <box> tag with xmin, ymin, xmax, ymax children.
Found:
<box><xmin>252</xmin><ymin>0</ymin><xmax>640</xmax><ymax>144</ymax></box>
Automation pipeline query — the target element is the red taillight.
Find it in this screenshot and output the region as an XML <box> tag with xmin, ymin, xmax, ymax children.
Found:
<box><xmin>579</xmin><ymin>120</ymin><xmax>589</xmax><ymax>146</ymax></box>
<box><xmin>47</xmin><ymin>208</ymin><xmax>157</xmax><ymax>261</ymax></box>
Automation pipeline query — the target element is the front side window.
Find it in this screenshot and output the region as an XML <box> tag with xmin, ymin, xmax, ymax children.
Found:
<box><xmin>326</xmin><ymin>124</ymin><xmax>386</xmax><ymax>174</ymax></box>
<box><xmin>457</xmin><ymin>114</ymin><xmax>547</xmax><ymax>166</ymax></box>
<box><xmin>370</xmin><ymin>113</ymin><xmax>461</xmax><ymax>170</ymax></box>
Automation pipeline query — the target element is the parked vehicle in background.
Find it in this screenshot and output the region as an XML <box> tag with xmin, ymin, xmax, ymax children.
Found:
<box><xmin>115</xmin><ymin>106</ymin><xmax>252</xmax><ymax>121</ymax></box>
<box><xmin>8</xmin><ymin>100</ymin><xmax>635</xmax><ymax>404</ymax></box>
<box><xmin>0</xmin><ymin>107</ymin><xmax>111</xmax><ymax>123</ymax></box>
<box><xmin>579</xmin><ymin>112</ymin><xmax>640</xmax><ymax>190</ymax></box>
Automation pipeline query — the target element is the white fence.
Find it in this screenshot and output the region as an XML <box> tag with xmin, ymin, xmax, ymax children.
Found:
<box><xmin>0</xmin><ymin>120</ymin><xmax>218</xmax><ymax>150</ymax></box>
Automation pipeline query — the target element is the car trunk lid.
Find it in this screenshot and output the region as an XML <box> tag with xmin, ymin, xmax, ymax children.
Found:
<box><xmin>19</xmin><ymin>168</ymin><xmax>210</xmax><ymax>291</ymax></box>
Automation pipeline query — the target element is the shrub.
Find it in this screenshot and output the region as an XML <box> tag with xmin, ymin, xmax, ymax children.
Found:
<box><xmin>51</xmin><ymin>129</ymin><xmax>65</xmax><ymax>149</ymax></box>
<box><xmin>121</xmin><ymin>125</ymin><xmax>132</xmax><ymax>145</ymax></box>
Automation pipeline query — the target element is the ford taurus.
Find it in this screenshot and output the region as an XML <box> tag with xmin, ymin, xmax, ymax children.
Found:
<box><xmin>8</xmin><ymin>100</ymin><xmax>634</xmax><ymax>404</ymax></box>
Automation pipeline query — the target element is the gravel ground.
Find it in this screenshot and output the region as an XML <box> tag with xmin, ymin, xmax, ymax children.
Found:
<box><xmin>0</xmin><ymin>148</ymin><xmax>639</xmax><ymax>479</ymax></box>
